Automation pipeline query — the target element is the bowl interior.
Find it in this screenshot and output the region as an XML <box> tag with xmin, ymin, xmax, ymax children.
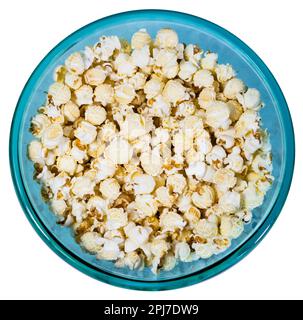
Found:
<box><xmin>17</xmin><ymin>12</ymin><xmax>286</xmax><ymax>283</ymax></box>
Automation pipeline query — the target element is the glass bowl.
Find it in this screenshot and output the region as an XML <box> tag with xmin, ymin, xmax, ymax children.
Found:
<box><xmin>9</xmin><ymin>10</ymin><xmax>295</xmax><ymax>291</ymax></box>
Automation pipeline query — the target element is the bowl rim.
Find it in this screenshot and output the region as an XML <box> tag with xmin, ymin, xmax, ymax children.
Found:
<box><xmin>9</xmin><ymin>9</ymin><xmax>295</xmax><ymax>291</ymax></box>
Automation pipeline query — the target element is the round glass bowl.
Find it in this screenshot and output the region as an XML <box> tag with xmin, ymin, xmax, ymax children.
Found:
<box><xmin>10</xmin><ymin>10</ymin><xmax>295</xmax><ymax>290</ymax></box>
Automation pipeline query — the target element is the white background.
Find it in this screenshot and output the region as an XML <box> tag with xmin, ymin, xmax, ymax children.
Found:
<box><xmin>0</xmin><ymin>0</ymin><xmax>302</xmax><ymax>300</ymax></box>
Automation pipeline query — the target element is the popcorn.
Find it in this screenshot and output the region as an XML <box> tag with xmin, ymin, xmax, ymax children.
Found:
<box><xmin>74</xmin><ymin>85</ymin><xmax>93</xmax><ymax>106</ymax></box>
<box><xmin>133</xmin><ymin>174</ymin><xmax>155</xmax><ymax>195</ymax></box>
<box><xmin>71</xmin><ymin>176</ymin><xmax>95</xmax><ymax>198</ymax></box>
<box><xmin>48</xmin><ymin>82</ymin><xmax>71</xmax><ymax>106</ymax></box>
<box><xmin>84</xmin><ymin>66</ymin><xmax>107</xmax><ymax>86</ymax></box>
<box><xmin>64</xmin><ymin>71</ymin><xmax>82</xmax><ymax>89</ymax></box>
<box><xmin>81</xmin><ymin>232</ymin><xmax>103</xmax><ymax>253</ymax></box>
<box><xmin>201</xmin><ymin>52</ymin><xmax>218</xmax><ymax>71</ymax></box>
<box><xmin>162</xmin><ymin>80</ymin><xmax>187</xmax><ymax>104</ymax></box>
<box><xmin>215</xmin><ymin>64</ymin><xmax>236</xmax><ymax>83</ymax></box>
<box><xmin>193</xmin><ymin>69</ymin><xmax>214</xmax><ymax>88</ymax></box>
<box><xmin>94</xmin><ymin>84</ymin><xmax>114</xmax><ymax>106</ymax></box>
<box><xmin>28</xmin><ymin>28</ymin><xmax>272</xmax><ymax>274</ymax></box>
<box><xmin>237</xmin><ymin>88</ymin><xmax>261</xmax><ymax>111</ymax></box>
<box><xmin>205</xmin><ymin>101</ymin><xmax>231</xmax><ymax>129</ymax></box>
<box><xmin>57</xmin><ymin>155</ymin><xmax>77</xmax><ymax>175</ymax></box>
<box><xmin>131</xmin><ymin>29</ymin><xmax>152</xmax><ymax>50</ymax></box>
<box><xmin>62</xmin><ymin>101</ymin><xmax>80</xmax><ymax>122</ymax></box>
<box><xmin>85</xmin><ymin>105</ymin><xmax>107</xmax><ymax>126</ymax></box>
<box><xmin>74</xmin><ymin>120</ymin><xmax>97</xmax><ymax>144</ymax></box>
<box><xmin>104</xmin><ymin>137</ymin><xmax>133</xmax><ymax>165</ymax></box>
<box><xmin>28</xmin><ymin>140</ymin><xmax>45</xmax><ymax>164</ymax></box>
<box><xmin>65</xmin><ymin>52</ymin><xmax>85</xmax><ymax>75</ymax></box>
<box><xmin>159</xmin><ymin>211</ymin><xmax>186</xmax><ymax>232</ymax></box>
<box><xmin>192</xmin><ymin>185</ymin><xmax>215</xmax><ymax>209</ymax></box>
<box><xmin>41</xmin><ymin>123</ymin><xmax>63</xmax><ymax>149</ymax></box>
<box><xmin>155</xmin><ymin>28</ymin><xmax>178</xmax><ymax>48</ymax></box>
<box><xmin>99</xmin><ymin>178</ymin><xmax>121</xmax><ymax>200</ymax></box>
<box><xmin>223</xmin><ymin>78</ymin><xmax>245</xmax><ymax>99</ymax></box>
<box><xmin>114</xmin><ymin>83</ymin><xmax>136</xmax><ymax>104</ymax></box>
<box><xmin>166</xmin><ymin>174</ymin><xmax>186</xmax><ymax>194</ymax></box>
<box><xmin>106</xmin><ymin>208</ymin><xmax>128</xmax><ymax>230</ymax></box>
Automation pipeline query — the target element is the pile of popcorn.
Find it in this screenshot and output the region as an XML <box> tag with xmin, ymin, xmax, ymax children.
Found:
<box><xmin>28</xmin><ymin>28</ymin><xmax>273</xmax><ymax>273</ymax></box>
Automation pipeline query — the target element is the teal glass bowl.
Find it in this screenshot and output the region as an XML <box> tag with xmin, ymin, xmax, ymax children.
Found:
<box><xmin>10</xmin><ymin>10</ymin><xmax>295</xmax><ymax>290</ymax></box>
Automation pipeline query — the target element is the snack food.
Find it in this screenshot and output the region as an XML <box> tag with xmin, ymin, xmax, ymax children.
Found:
<box><xmin>28</xmin><ymin>28</ymin><xmax>273</xmax><ymax>274</ymax></box>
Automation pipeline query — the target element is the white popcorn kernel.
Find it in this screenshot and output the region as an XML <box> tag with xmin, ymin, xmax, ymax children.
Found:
<box><xmin>140</xmin><ymin>150</ymin><xmax>163</xmax><ymax>176</ymax></box>
<box><xmin>184</xmin><ymin>44</ymin><xmax>203</xmax><ymax>66</ymax></box>
<box><xmin>51</xmin><ymin>199</ymin><xmax>67</xmax><ymax>216</ymax></box>
<box><xmin>201</xmin><ymin>52</ymin><xmax>218</xmax><ymax>71</ymax></box>
<box><xmin>205</xmin><ymin>145</ymin><xmax>226</xmax><ymax>167</ymax></box>
<box><xmin>104</xmin><ymin>137</ymin><xmax>133</xmax><ymax>165</ymax></box>
<box><xmin>155</xmin><ymin>186</ymin><xmax>174</xmax><ymax>208</ymax></box>
<box><xmin>81</xmin><ymin>232</ymin><xmax>103</xmax><ymax>253</ymax></box>
<box><xmin>223</xmin><ymin>78</ymin><xmax>245</xmax><ymax>99</ymax></box>
<box><xmin>149</xmin><ymin>95</ymin><xmax>171</xmax><ymax>117</ymax></box>
<box><xmin>131</xmin><ymin>45</ymin><xmax>150</xmax><ymax>68</ymax></box>
<box><xmin>162</xmin><ymin>253</ymin><xmax>177</xmax><ymax>271</ymax></box>
<box><xmin>166</xmin><ymin>174</ymin><xmax>187</xmax><ymax>194</ymax></box>
<box><xmin>193</xmin><ymin>69</ymin><xmax>214</xmax><ymax>88</ymax></box>
<box><xmin>162</xmin><ymin>80</ymin><xmax>186</xmax><ymax>104</ymax></box>
<box><xmin>28</xmin><ymin>140</ymin><xmax>45</xmax><ymax>164</ymax></box>
<box><xmin>218</xmin><ymin>191</ymin><xmax>241</xmax><ymax>213</ymax></box>
<box><xmin>99</xmin><ymin>178</ymin><xmax>120</xmax><ymax>200</ymax></box>
<box><xmin>106</xmin><ymin>208</ymin><xmax>128</xmax><ymax>230</ymax></box>
<box><xmin>243</xmin><ymin>134</ymin><xmax>262</xmax><ymax>159</ymax></box>
<box><xmin>74</xmin><ymin>121</ymin><xmax>97</xmax><ymax>145</ymax></box>
<box><xmin>215</xmin><ymin>64</ymin><xmax>236</xmax><ymax>83</ymax></box>
<box><xmin>74</xmin><ymin>85</ymin><xmax>93</xmax><ymax>106</ymax></box>
<box><xmin>178</xmin><ymin>61</ymin><xmax>197</xmax><ymax>81</ymax></box>
<box><xmin>198</xmin><ymin>87</ymin><xmax>216</xmax><ymax>108</ymax></box>
<box><xmin>93</xmin><ymin>158</ymin><xmax>116</xmax><ymax>181</ymax></box>
<box><xmin>242</xmin><ymin>182</ymin><xmax>264</xmax><ymax>210</ymax></box>
<box><xmin>84</xmin><ymin>66</ymin><xmax>107</xmax><ymax>86</ymax></box>
<box><xmin>48</xmin><ymin>82</ymin><xmax>71</xmax><ymax>106</ymax></box>
<box><xmin>175</xmin><ymin>242</ymin><xmax>191</xmax><ymax>262</ymax></box>
<box><xmin>87</xmin><ymin>195</ymin><xmax>108</xmax><ymax>214</ymax></box>
<box><xmin>64</xmin><ymin>72</ymin><xmax>82</xmax><ymax>90</ymax></box>
<box><xmin>82</xmin><ymin>46</ymin><xmax>94</xmax><ymax>69</ymax></box>
<box><xmin>144</xmin><ymin>76</ymin><xmax>164</xmax><ymax>99</ymax></box>
<box><xmin>237</xmin><ymin>88</ymin><xmax>261</xmax><ymax>111</ymax></box>
<box><xmin>97</xmin><ymin>36</ymin><xmax>121</xmax><ymax>61</ymax></box>
<box><xmin>213</xmin><ymin>168</ymin><xmax>237</xmax><ymax>192</ymax></box>
<box><xmin>235</xmin><ymin>110</ymin><xmax>259</xmax><ymax>137</ymax></box>
<box><xmin>85</xmin><ymin>105</ymin><xmax>107</xmax><ymax>126</ymax></box>
<box><xmin>176</xmin><ymin>101</ymin><xmax>196</xmax><ymax>117</ymax></box>
<box><xmin>120</xmin><ymin>113</ymin><xmax>147</xmax><ymax>140</ymax></box>
<box><xmin>192</xmin><ymin>186</ymin><xmax>215</xmax><ymax>209</ymax></box>
<box><xmin>192</xmin><ymin>242</ymin><xmax>213</xmax><ymax>259</ymax></box>
<box><xmin>134</xmin><ymin>195</ymin><xmax>158</xmax><ymax>217</ymax></box>
<box><xmin>220</xmin><ymin>215</ymin><xmax>244</xmax><ymax>239</ymax></box>
<box><xmin>131</xmin><ymin>29</ymin><xmax>152</xmax><ymax>50</ymax></box>
<box><xmin>30</xmin><ymin>114</ymin><xmax>51</xmax><ymax>137</ymax></box>
<box><xmin>114</xmin><ymin>83</ymin><xmax>136</xmax><ymax>104</ymax></box>
<box><xmin>57</xmin><ymin>155</ymin><xmax>77</xmax><ymax>175</ymax></box>
<box><xmin>115</xmin><ymin>53</ymin><xmax>136</xmax><ymax>76</ymax></box>
<box><xmin>194</xmin><ymin>219</ymin><xmax>218</xmax><ymax>238</ymax></box>
<box><xmin>185</xmin><ymin>161</ymin><xmax>206</xmax><ymax>180</ymax></box>
<box><xmin>128</xmin><ymin>72</ymin><xmax>147</xmax><ymax>90</ymax></box>
<box><xmin>71</xmin><ymin>176</ymin><xmax>95</xmax><ymax>198</ymax></box>
<box><xmin>62</xmin><ymin>101</ymin><xmax>80</xmax><ymax>122</ymax></box>
<box><xmin>224</xmin><ymin>147</ymin><xmax>244</xmax><ymax>173</ymax></box>
<box><xmin>65</xmin><ymin>52</ymin><xmax>85</xmax><ymax>75</ymax></box>
<box><xmin>160</xmin><ymin>211</ymin><xmax>186</xmax><ymax>232</ymax></box>
<box><xmin>124</xmin><ymin>222</ymin><xmax>152</xmax><ymax>252</ymax></box>
<box><xmin>71</xmin><ymin>200</ymin><xmax>86</xmax><ymax>223</ymax></box>
<box><xmin>97</xmin><ymin>239</ymin><xmax>122</xmax><ymax>261</ymax></box>
<box><xmin>206</xmin><ymin>101</ymin><xmax>231</xmax><ymax>130</ymax></box>
<box><xmin>119</xmin><ymin>252</ymin><xmax>143</xmax><ymax>270</ymax></box>
<box><xmin>133</xmin><ymin>174</ymin><xmax>155</xmax><ymax>195</ymax></box>
<box><xmin>94</xmin><ymin>84</ymin><xmax>114</xmax><ymax>106</ymax></box>
<box><xmin>41</xmin><ymin>123</ymin><xmax>63</xmax><ymax>149</ymax></box>
<box><xmin>155</xmin><ymin>28</ymin><xmax>179</xmax><ymax>48</ymax></box>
